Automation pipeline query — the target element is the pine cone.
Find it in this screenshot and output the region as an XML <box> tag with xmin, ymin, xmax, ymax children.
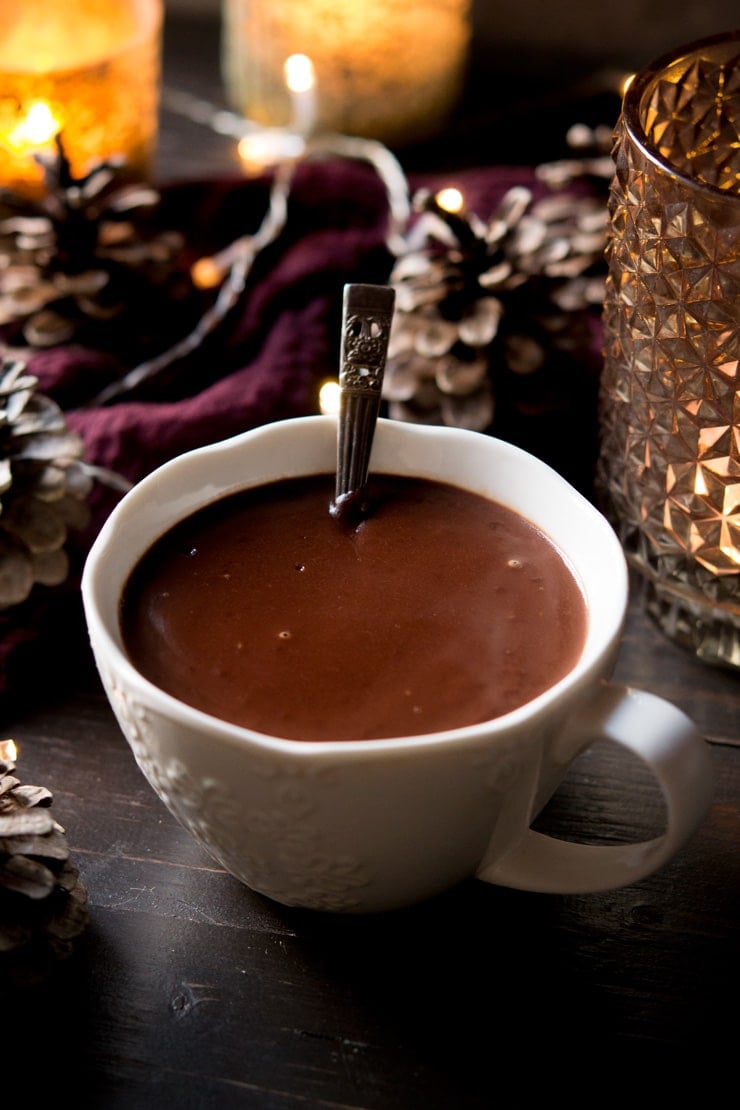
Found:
<box><xmin>385</xmin><ymin>125</ymin><xmax>611</xmax><ymax>431</ymax></box>
<box><xmin>0</xmin><ymin>353</ymin><xmax>92</xmax><ymax>608</ymax></box>
<box><xmin>0</xmin><ymin>135</ymin><xmax>192</xmax><ymax>357</ymax></box>
<box><xmin>384</xmin><ymin>187</ymin><xmax>512</xmax><ymax>431</ymax></box>
<box><xmin>0</xmin><ymin>741</ymin><xmax>89</xmax><ymax>990</ymax></box>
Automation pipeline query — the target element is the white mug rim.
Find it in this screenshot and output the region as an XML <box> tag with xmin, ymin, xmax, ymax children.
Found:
<box><xmin>81</xmin><ymin>415</ymin><xmax>628</xmax><ymax>757</ymax></box>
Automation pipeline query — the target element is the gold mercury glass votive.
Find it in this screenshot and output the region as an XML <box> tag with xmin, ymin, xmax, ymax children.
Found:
<box><xmin>597</xmin><ymin>30</ymin><xmax>740</xmax><ymax>669</ymax></box>
<box><xmin>0</xmin><ymin>0</ymin><xmax>163</xmax><ymax>198</ymax></box>
<box><xmin>221</xmin><ymin>0</ymin><xmax>472</xmax><ymax>146</ymax></box>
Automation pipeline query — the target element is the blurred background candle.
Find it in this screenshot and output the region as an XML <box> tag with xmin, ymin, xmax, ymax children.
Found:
<box><xmin>235</xmin><ymin>53</ymin><xmax>316</xmax><ymax>172</ymax></box>
<box><xmin>221</xmin><ymin>0</ymin><xmax>472</xmax><ymax>147</ymax></box>
<box><xmin>0</xmin><ymin>0</ymin><xmax>163</xmax><ymax>198</ymax></box>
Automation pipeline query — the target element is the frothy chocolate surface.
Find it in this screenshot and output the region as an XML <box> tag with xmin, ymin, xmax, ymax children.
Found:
<box><xmin>120</xmin><ymin>474</ymin><xmax>588</xmax><ymax>742</ymax></box>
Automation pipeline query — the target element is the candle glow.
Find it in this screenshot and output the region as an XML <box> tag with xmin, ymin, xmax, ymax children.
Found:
<box><xmin>222</xmin><ymin>0</ymin><xmax>471</xmax><ymax>145</ymax></box>
<box><xmin>0</xmin><ymin>0</ymin><xmax>163</xmax><ymax>197</ymax></box>
<box><xmin>6</xmin><ymin>101</ymin><xmax>61</xmax><ymax>151</ymax></box>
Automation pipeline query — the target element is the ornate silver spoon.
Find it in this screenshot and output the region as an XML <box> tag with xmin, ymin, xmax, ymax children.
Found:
<box><xmin>331</xmin><ymin>282</ymin><xmax>395</xmax><ymax>524</ymax></box>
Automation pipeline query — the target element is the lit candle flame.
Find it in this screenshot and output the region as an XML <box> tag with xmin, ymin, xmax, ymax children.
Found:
<box><xmin>6</xmin><ymin>100</ymin><xmax>61</xmax><ymax>152</ymax></box>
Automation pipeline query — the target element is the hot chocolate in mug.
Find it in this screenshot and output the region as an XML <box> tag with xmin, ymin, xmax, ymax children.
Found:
<box><xmin>81</xmin><ymin>416</ymin><xmax>714</xmax><ymax>912</ymax></box>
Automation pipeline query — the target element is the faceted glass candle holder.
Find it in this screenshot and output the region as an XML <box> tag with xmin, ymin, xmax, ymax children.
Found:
<box><xmin>597</xmin><ymin>30</ymin><xmax>740</xmax><ymax>669</ymax></box>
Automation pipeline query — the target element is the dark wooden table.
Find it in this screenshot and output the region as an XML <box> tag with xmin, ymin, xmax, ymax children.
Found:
<box><xmin>2</xmin><ymin>13</ymin><xmax>739</xmax><ymax>1103</ymax></box>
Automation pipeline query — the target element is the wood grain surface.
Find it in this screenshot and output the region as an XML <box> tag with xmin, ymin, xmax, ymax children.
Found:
<box><xmin>1</xmin><ymin>14</ymin><xmax>738</xmax><ymax>1104</ymax></box>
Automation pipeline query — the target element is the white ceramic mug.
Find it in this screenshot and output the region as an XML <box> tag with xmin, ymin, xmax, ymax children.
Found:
<box><xmin>81</xmin><ymin>416</ymin><xmax>714</xmax><ymax>913</ymax></box>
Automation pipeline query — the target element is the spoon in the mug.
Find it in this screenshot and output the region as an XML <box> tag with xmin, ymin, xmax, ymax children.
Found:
<box><xmin>331</xmin><ymin>282</ymin><xmax>396</xmax><ymax>525</ymax></box>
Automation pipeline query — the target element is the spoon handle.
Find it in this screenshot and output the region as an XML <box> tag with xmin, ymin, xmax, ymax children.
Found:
<box><xmin>335</xmin><ymin>283</ymin><xmax>396</xmax><ymax>506</ymax></box>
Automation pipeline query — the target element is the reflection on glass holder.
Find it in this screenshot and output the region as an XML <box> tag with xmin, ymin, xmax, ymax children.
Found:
<box><xmin>597</xmin><ymin>30</ymin><xmax>740</xmax><ymax>670</ymax></box>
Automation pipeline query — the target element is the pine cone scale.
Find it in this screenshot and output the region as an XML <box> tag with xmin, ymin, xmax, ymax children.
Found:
<box><xmin>1</xmin><ymin>750</ymin><xmax>89</xmax><ymax>986</ymax></box>
<box><xmin>0</xmin><ymin>854</ymin><xmax>57</xmax><ymax>899</ymax></box>
<box><xmin>0</xmin><ymin>808</ymin><xmax>56</xmax><ymax>837</ymax></box>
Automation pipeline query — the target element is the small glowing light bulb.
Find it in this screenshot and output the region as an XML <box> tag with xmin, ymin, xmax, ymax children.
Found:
<box><xmin>191</xmin><ymin>256</ymin><xmax>224</xmax><ymax>290</ymax></box>
<box><xmin>284</xmin><ymin>54</ymin><xmax>317</xmax><ymax>136</ymax></box>
<box><xmin>435</xmin><ymin>187</ymin><xmax>464</xmax><ymax>214</ymax></box>
<box><xmin>318</xmin><ymin>378</ymin><xmax>340</xmax><ymax>415</ymax></box>
<box><xmin>284</xmin><ymin>54</ymin><xmax>315</xmax><ymax>95</ymax></box>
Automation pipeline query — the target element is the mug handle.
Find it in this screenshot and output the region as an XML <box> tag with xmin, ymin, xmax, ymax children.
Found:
<box><xmin>477</xmin><ymin>683</ymin><xmax>715</xmax><ymax>894</ymax></box>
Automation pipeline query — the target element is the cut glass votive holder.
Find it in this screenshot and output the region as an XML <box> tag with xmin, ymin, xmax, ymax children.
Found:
<box><xmin>597</xmin><ymin>29</ymin><xmax>740</xmax><ymax>669</ymax></box>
